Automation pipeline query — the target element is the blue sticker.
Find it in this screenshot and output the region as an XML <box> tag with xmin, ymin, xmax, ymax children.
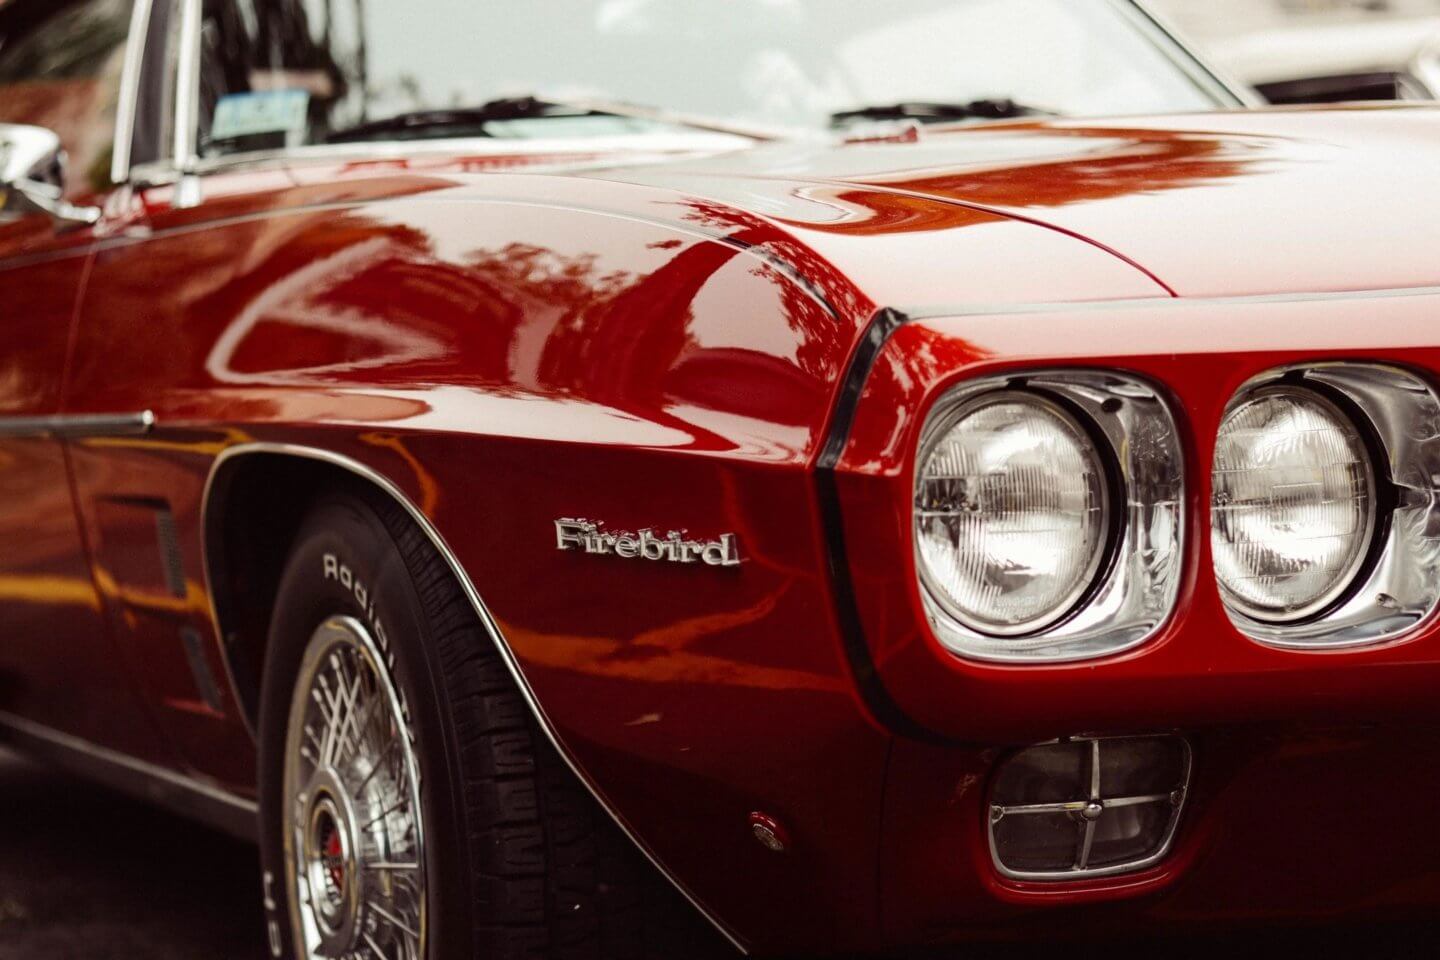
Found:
<box><xmin>212</xmin><ymin>90</ymin><xmax>310</xmax><ymax>142</ymax></box>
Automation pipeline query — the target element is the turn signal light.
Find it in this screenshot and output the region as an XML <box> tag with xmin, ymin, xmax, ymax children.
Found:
<box><xmin>988</xmin><ymin>735</ymin><xmax>1190</xmax><ymax>880</ymax></box>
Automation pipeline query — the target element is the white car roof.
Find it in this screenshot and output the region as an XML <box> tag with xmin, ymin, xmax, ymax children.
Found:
<box><xmin>1212</xmin><ymin>16</ymin><xmax>1440</xmax><ymax>85</ymax></box>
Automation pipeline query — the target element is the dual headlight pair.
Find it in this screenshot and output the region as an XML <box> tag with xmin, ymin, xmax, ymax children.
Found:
<box><xmin>914</xmin><ymin>364</ymin><xmax>1440</xmax><ymax>662</ymax></box>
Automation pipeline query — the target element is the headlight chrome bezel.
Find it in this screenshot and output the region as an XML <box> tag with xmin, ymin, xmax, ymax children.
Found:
<box><xmin>913</xmin><ymin>370</ymin><xmax>1186</xmax><ymax>664</ymax></box>
<box><xmin>1215</xmin><ymin>363</ymin><xmax>1440</xmax><ymax>649</ymax></box>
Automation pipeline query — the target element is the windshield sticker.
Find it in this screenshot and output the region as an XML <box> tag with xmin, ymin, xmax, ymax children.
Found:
<box><xmin>211</xmin><ymin>90</ymin><xmax>310</xmax><ymax>144</ymax></box>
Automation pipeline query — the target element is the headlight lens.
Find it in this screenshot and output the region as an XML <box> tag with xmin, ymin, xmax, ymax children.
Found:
<box><xmin>915</xmin><ymin>392</ymin><xmax>1111</xmax><ymax>636</ymax></box>
<box><xmin>1211</xmin><ymin>388</ymin><xmax>1376</xmax><ymax>623</ymax></box>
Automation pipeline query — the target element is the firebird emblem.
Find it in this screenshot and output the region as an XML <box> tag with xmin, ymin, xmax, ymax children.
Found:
<box><xmin>554</xmin><ymin>519</ymin><xmax>741</xmax><ymax>567</ymax></box>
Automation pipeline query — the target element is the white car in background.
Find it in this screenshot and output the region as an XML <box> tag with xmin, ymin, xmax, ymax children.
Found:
<box><xmin>1215</xmin><ymin>15</ymin><xmax>1440</xmax><ymax>102</ymax></box>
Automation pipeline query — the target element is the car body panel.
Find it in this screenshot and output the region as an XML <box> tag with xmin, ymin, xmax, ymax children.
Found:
<box><xmin>0</xmin><ymin>215</ymin><xmax>168</xmax><ymax>763</ymax></box>
<box><xmin>831</xmin><ymin>290</ymin><xmax>1440</xmax><ymax>943</ymax></box>
<box><xmin>626</xmin><ymin>106</ymin><xmax>1440</xmax><ymax>299</ymax></box>
<box><xmin>48</xmin><ymin>143</ymin><xmax>1177</xmax><ymax>950</ymax></box>
<box><xmin>837</xmin><ymin>291</ymin><xmax>1440</xmax><ymax>742</ymax></box>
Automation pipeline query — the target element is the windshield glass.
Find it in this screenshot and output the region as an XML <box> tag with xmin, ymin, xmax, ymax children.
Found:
<box><xmin>197</xmin><ymin>0</ymin><xmax>1227</xmax><ymax>157</ymax></box>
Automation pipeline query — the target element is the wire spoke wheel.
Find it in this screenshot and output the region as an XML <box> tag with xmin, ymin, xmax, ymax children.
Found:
<box><xmin>257</xmin><ymin>491</ymin><xmax>728</xmax><ymax>959</ymax></box>
<box><xmin>282</xmin><ymin>615</ymin><xmax>425</xmax><ymax>960</ymax></box>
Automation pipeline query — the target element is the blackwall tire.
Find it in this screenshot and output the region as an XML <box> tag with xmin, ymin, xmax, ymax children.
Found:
<box><xmin>255</xmin><ymin>486</ymin><xmax>728</xmax><ymax>960</ymax></box>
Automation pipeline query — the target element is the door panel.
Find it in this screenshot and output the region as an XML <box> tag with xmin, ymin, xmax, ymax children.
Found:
<box><xmin>0</xmin><ymin>0</ymin><xmax>170</xmax><ymax>760</ymax></box>
<box><xmin>0</xmin><ymin>250</ymin><xmax>165</xmax><ymax>760</ymax></box>
<box><xmin>62</xmin><ymin>170</ymin><xmax>307</xmax><ymax>789</ymax></box>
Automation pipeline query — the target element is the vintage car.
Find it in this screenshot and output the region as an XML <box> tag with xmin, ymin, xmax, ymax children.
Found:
<box><xmin>3</xmin><ymin>0</ymin><xmax>1440</xmax><ymax>957</ymax></box>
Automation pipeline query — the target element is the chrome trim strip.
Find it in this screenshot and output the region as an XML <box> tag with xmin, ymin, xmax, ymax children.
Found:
<box><xmin>199</xmin><ymin>442</ymin><xmax>748</xmax><ymax>954</ymax></box>
<box><xmin>176</xmin><ymin>132</ymin><xmax>756</xmax><ymax>181</ymax></box>
<box><xmin>0</xmin><ymin>709</ymin><xmax>258</xmax><ymax>840</ymax></box>
<box><xmin>994</xmin><ymin>791</ymin><xmax>1174</xmax><ymax>816</ymax></box>
<box><xmin>901</xmin><ymin>282</ymin><xmax>1440</xmax><ymax>321</ymax></box>
<box><xmin>1124</xmin><ymin>0</ymin><xmax>1262</xmax><ymax>108</ymax></box>
<box><xmin>0</xmin><ymin>411</ymin><xmax>155</xmax><ymax>439</ymax></box>
<box><xmin>173</xmin><ymin>0</ymin><xmax>201</xmax><ymax>171</ymax></box>
<box><xmin>111</xmin><ymin>0</ymin><xmax>156</xmax><ymax>186</ymax></box>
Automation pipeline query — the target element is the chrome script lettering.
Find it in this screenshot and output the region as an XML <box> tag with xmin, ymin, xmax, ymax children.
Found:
<box><xmin>554</xmin><ymin>519</ymin><xmax>741</xmax><ymax>567</ymax></box>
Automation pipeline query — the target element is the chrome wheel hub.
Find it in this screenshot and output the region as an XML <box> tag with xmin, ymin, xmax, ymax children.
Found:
<box><xmin>283</xmin><ymin>616</ymin><xmax>425</xmax><ymax>960</ymax></box>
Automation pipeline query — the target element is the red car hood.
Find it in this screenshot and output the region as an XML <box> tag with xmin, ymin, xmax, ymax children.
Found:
<box><xmin>617</xmin><ymin>105</ymin><xmax>1440</xmax><ymax>300</ymax></box>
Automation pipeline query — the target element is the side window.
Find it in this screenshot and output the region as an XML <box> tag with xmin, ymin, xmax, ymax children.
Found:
<box><xmin>0</xmin><ymin>0</ymin><xmax>132</xmax><ymax>197</ymax></box>
<box><xmin>198</xmin><ymin>0</ymin><xmax>356</xmax><ymax>159</ymax></box>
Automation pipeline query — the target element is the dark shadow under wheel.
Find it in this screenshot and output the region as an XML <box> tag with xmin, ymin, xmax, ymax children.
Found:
<box><xmin>255</xmin><ymin>485</ymin><xmax>731</xmax><ymax>960</ymax></box>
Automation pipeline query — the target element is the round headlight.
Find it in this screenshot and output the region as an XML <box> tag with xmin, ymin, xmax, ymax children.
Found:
<box><xmin>1211</xmin><ymin>388</ymin><xmax>1377</xmax><ymax>623</ymax></box>
<box><xmin>915</xmin><ymin>392</ymin><xmax>1112</xmax><ymax>637</ymax></box>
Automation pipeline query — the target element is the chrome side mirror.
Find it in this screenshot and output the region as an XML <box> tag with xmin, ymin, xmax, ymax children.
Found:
<box><xmin>0</xmin><ymin>124</ymin><xmax>102</xmax><ymax>227</ymax></box>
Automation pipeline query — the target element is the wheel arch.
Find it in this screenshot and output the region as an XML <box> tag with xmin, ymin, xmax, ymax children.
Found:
<box><xmin>199</xmin><ymin>442</ymin><xmax>747</xmax><ymax>954</ymax></box>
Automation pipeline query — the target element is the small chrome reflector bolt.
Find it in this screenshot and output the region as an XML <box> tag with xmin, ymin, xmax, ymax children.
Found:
<box><xmin>748</xmin><ymin>812</ymin><xmax>789</xmax><ymax>853</ymax></box>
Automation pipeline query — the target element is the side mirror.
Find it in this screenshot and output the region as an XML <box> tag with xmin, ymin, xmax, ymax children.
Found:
<box><xmin>0</xmin><ymin>123</ymin><xmax>102</xmax><ymax>227</ymax></box>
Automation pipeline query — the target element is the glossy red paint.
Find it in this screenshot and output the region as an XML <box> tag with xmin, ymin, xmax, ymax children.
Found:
<box><xmin>837</xmin><ymin>300</ymin><xmax>1440</xmax><ymax>744</ymax></box>
<box><xmin>0</xmin><ymin>219</ymin><xmax>167</xmax><ymax>763</ymax></box>
<box><xmin>4</xmin><ymin>105</ymin><xmax>1440</xmax><ymax>954</ymax></box>
<box><xmin>832</xmin><ymin>290</ymin><xmax>1440</xmax><ymax>940</ymax></box>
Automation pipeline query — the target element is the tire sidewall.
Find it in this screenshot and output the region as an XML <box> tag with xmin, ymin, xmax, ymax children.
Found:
<box><xmin>256</xmin><ymin>493</ymin><xmax>468</xmax><ymax>960</ymax></box>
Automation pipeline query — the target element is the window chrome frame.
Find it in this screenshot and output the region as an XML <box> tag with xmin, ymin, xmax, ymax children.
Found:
<box><xmin>172</xmin><ymin>0</ymin><xmax>202</xmax><ymax>172</ymax></box>
<box><xmin>114</xmin><ymin>0</ymin><xmax>190</xmax><ymax>189</ymax></box>
<box><xmin>1119</xmin><ymin>0</ymin><xmax>1263</xmax><ymax>108</ymax></box>
<box><xmin>987</xmin><ymin>734</ymin><xmax>1192</xmax><ymax>882</ymax></box>
<box><xmin>1215</xmin><ymin>363</ymin><xmax>1440</xmax><ymax>650</ymax></box>
<box><xmin>915</xmin><ymin>369</ymin><xmax>1187</xmax><ymax>664</ymax></box>
<box><xmin>110</xmin><ymin>0</ymin><xmax>156</xmax><ymax>187</ymax></box>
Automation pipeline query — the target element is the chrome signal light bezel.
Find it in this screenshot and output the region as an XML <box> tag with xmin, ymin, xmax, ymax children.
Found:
<box><xmin>987</xmin><ymin>734</ymin><xmax>1193</xmax><ymax>882</ymax></box>
<box><xmin>1214</xmin><ymin>363</ymin><xmax>1440</xmax><ymax>650</ymax></box>
<box><xmin>913</xmin><ymin>369</ymin><xmax>1186</xmax><ymax>664</ymax></box>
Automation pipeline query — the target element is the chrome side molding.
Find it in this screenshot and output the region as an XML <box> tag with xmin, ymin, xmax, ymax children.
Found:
<box><xmin>0</xmin><ymin>709</ymin><xmax>258</xmax><ymax>840</ymax></box>
<box><xmin>0</xmin><ymin>411</ymin><xmax>155</xmax><ymax>439</ymax></box>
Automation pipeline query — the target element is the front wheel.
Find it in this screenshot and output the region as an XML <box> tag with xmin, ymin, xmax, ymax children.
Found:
<box><xmin>280</xmin><ymin>614</ymin><xmax>425</xmax><ymax>958</ymax></box>
<box><xmin>255</xmin><ymin>487</ymin><xmax>726</xmax><ymax>960</ymax></box>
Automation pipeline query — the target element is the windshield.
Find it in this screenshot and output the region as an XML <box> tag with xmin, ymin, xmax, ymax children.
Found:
<box><xmin>197</xmin><ymin>0</ymin><xmax>1229</xmax><ymax>157</ymax></box>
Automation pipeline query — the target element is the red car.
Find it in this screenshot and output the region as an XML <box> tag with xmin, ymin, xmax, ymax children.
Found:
<box><xmin>2</xmin><ymin>1</ymin><xmax>1437</xmax><ymax>957</ymax></box>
